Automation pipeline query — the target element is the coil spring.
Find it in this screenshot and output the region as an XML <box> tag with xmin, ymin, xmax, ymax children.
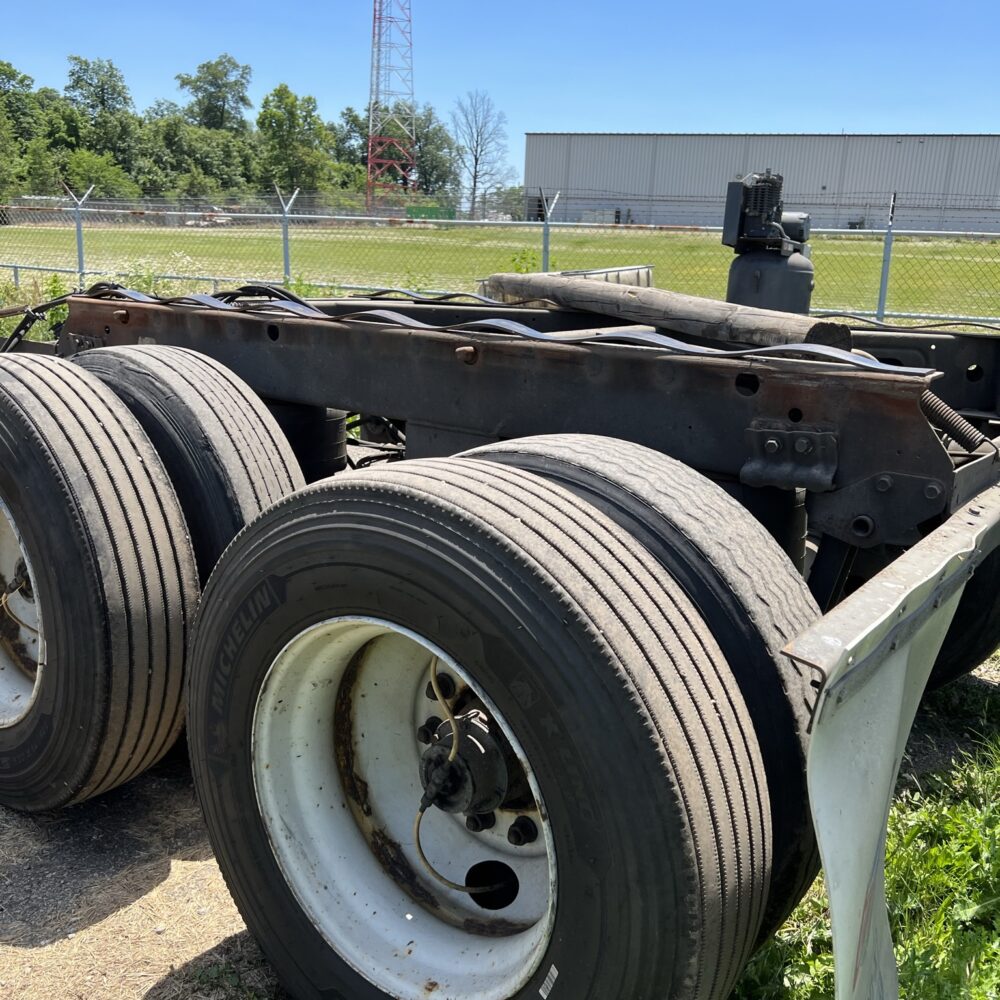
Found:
<box><xmin>920</xmin><ymin>390</ymin><xmax>989</xmax><ymax>453</ymax></box>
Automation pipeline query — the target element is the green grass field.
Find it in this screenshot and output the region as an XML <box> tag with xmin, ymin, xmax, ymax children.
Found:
<box><xmin>2</xmin><ymin>223</ymin><xmax>1000</xmax><ymax>318</ymax></box>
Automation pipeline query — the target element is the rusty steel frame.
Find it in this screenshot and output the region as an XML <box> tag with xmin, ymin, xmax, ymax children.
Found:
<box><xmin>51</xmin><ymin>291</ymin><xmax>1000</xmax><ymax>559</ymax></box>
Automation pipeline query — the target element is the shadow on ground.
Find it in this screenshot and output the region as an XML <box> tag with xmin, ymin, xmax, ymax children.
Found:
<box><xmin>900</xmin><ymin>669</ymin><xmax>1000</xmax><ymax>785</ymax></box>
<box><xmin>143</xmin><ymin>931</ymin><xmax>289</xmax><ymax>1000</ymax></box>
<box><xmin>0</xmin><ymin>741</ymin><xmax>213</xmax><ymax>947</ymax></box>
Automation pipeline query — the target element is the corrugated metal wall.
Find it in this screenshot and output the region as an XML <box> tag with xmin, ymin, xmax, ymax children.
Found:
<box><xmin>524</xmin><ymin>133</ymin><xmax>1000</xmax><ymax>230</ymax></box>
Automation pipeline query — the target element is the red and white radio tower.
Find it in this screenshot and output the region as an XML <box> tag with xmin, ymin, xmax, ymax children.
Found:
<box><xmin>367</xmin><ymin>0</ymin><xmax>416</xmax><ymax>208</ymax></box>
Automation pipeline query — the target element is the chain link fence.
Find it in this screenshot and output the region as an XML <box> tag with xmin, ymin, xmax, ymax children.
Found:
<box><xmin>2</xmin><ymin>201</ymin><xmax>1000</xmax><ymax>324</ymax></box>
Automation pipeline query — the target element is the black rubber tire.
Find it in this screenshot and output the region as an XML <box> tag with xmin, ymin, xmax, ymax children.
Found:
<box><xmin>73</xmin><ymin>346</ymin><xmax>304</xmax><ymax>584</ymax></box>
<box><xmin>464</xmin><ymin>434</ymin><xmax>822</xmax><ymax>938</ymax></box>
<box><xmin>0</xmin><ymin>355</ymin><xmax>198</xmax><ymax>811</ymax></box>
<box><xmin>928</xmin><ymin>550</ymin><xmax>1000</xmax><ymax>689</ymax></box>
<box><xmin>187</xmin><ymin>457</ymin><xmax>771</xmax><ymax>1000</ymax></box>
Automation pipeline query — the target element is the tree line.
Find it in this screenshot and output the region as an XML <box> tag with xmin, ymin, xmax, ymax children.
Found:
<box><xmin>0</xmin><ymin>54</ymin><xmax>522</xmax><ymax>216</ymax></box>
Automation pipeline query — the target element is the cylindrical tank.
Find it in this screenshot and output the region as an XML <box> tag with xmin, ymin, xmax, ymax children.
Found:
<box><xmin>726</xmin><ymin>250</ymin><xmax>815</xmax><ymax>315</ymax></box>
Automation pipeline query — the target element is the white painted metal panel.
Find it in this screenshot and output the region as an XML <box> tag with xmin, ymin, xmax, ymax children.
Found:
<box><xmin>525</xmin><ymin>133</ymin><xmax>1000</xmax><ymax>230</ymax></box>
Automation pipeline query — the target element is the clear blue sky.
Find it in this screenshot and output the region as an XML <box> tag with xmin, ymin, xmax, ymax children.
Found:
<box><xmin>8</xmin><ymin>0</ymin><xmax>999</xmax><ymax>177</ymax></box>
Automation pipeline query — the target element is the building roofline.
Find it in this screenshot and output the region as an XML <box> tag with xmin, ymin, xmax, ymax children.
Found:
<box><xmin>525</xmin><ymin>131</ymin><xmax>1000</xmax><ymax>139</ymax></box>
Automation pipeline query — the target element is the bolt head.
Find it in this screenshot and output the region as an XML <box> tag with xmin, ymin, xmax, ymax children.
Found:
<box><xmin>875</xmin><ymin>475</ymin><xmax>893</xmax><ymax>493</ymax></box>
<box><xmin>416</xmin><ymin>715</ymin><xmax>442</xmax><ymax>745</ymax></box>
<box><xmin>466</xmin><ymin>812</ymin><xmax>496</xmax><ymax>833</ymax></box>
<box><xmin>425</xmin><ymin>674</ymin><xmax>456</xmax><ymax>701</ymax></box>
<box><xmin>794</xmin><ymin>437</ymin><xmax>813</xmax><ymax>455</ymax></box>
<box><xmin>924</xmin><ymin>482</ymin><xmax>943</xmax><ymax>500</ymax></box>
<box><xmin>507</xmin><ymin>816</ymin><xmax>538</xmax><ymax>846</ymax></box>
<box><xmin>764</xmin><ymin>438</ymin><xmax>781</xmax><ymax>454</ymax></box>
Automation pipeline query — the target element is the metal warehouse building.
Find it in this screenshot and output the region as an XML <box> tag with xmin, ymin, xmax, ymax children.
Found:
<box><xmin>524</xmin><ymin>133</ymin><xmax>1000</xmax><ymax>231</ymax></box>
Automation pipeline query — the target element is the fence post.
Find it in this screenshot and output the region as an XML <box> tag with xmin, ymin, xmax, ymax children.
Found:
<box><xmin>11</xmin><ymin>265</ymin><xmax>19</xmax><ymax>289</ymax></box>
<box><xmin>876</xmin><ymin>192</ymin><xmax>897</xmax><ymax>321</ymax></box>
<box><xmin>62</xmin><ymin>183</ymin><xmax>94</xmax><ymax>289</ymax></box>
<box><xmin>275</xmin><ymin>185</ymin><xmax>301</xmax><ymax>285</ymax></box>
<box><xmin>539</xmin><ymin>189</ymin><xmax>561</xmax><ymax>272</ymax></box>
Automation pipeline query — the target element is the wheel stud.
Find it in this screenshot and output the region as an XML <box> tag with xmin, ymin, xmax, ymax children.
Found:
<box><xmin>507</xmin><ymin>816</ymin><xmax>538</xmax><ymax>846</ymax></box>
<box><xmin>425</xmin><ymin>674</ymin><xmax>456</xmax><ymax>701</ymax></box>
<box><xmin>416</xmin><ymin>716</ymin><xmax>442</xmax><ymax>745</ymax></box>
<box><xmin>466</xmin><ymin>812</ymin><xmax>496</xmax><ymax>833</ymax></box>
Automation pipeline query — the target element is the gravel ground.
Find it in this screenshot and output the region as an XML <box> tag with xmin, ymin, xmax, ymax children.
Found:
<box><xmin>1</xmin><ymin>662</ymin><xmax>998</xmax><ymax>999</ymax></box>
<box><xmin>0</xmin><ymin>743</ymin><xmax>286</xmax><ymax>1000</ymax></box>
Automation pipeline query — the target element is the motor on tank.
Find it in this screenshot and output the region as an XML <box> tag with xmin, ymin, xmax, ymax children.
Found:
<box><xmin>722</xmin><ymin>169</ymin><xmax>814</xmax><ymax>314</ymax></box>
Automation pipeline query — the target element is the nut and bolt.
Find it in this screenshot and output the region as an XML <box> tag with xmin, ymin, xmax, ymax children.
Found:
<box><xmin>924</xmin><ymin>482</ymin><xmax>943</xmax><ymax>501</ymax></box>
<box><xmin>875</xmin><ymin>475</ymin><xmax>893</xmax><ymax>493</ymax></box>
<box><xmin>507</xmin><ymin>816</ymin><xmax>538</xmax><ymax>847</ymax></box>
<box><xmin>416</xmin><ymin>716</ymin><xmax>443</xmax><ymax>745</ymax></box>
<box><xmin>764</xmin><ymin>438</ymin><xmax>782</xmax><ymax>454</ymax></box>
<box><xmin>794</xmin><ymin>437</ymin><xmax>813</xmax><ymax>455</ymax></box>
<box><xmin>466</xmin><ymin>812</ymin><xmax>496</xmax><ymax>833</ymax></box>
<box><xmin>425</xmin><ymin>674</ymin><xmax>456</xmax><ymax>701</ymax></box>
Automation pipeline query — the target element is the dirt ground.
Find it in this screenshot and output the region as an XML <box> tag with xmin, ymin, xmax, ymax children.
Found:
<box><xmin>0</xmin><ymin>741</ymin><xmax>286</xmax><ymax>1000</ymax></box>
<box><xmin>2</xmin><ymin>665</ymin><xmax>998</xmax><ymax>1000</ymax></box>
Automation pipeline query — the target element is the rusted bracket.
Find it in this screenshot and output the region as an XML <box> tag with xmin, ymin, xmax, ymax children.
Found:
<box><xmin>741</xmin><ymin>422</ymin><xmax>839</xmax><ymax>491</ymax></box>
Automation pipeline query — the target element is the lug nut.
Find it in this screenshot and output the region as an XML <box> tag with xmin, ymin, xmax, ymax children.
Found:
<box><xmin>425</xmin><ymin>674</ymin><xmax>456</xmax><ymax>701</ymax></box>
<box><xmin>507</xmin><ymin>816</ymin><xmax>538</xmax><ymax>847</ymax></box>
<box><xmin>466</xmin><ymin>812</ymin><xmax>496</xmax><ymax>833</ymax></box>
<box><xmin>416</xmin><ymin>716</ymin><xmax>442</xmax><ymax>745</ymax></box>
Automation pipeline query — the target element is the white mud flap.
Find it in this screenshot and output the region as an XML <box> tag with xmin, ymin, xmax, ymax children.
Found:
<box><xmin>784</xmin><ymin>483</ymin><xmax>1000</xmax><ymax>1000</ymax></box>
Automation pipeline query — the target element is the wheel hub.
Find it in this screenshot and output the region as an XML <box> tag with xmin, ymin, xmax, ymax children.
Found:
<box><xmin>419</xmin><ymin>709</ymin><xmax>509</xmax><ymax>815</ymax></box>
<box><xmin>252</xmin><ymin>617</ymin><xmax>556</xmax><ymax>1000</ymax></box>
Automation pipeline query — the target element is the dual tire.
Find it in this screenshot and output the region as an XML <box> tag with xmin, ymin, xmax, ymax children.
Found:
<box><xmin>186</xmin><ymin>443</ymin><xmax>819</xmax><ymax>1000</ymax></box>
<box><xmin>0</xmin><ymin>348</ymin><xmax>302</xmax><ymax>810</ymax></box>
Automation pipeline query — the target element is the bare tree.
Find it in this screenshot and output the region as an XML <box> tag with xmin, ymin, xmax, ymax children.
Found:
<box><xmin>450</xmin><ymin>91</ymin><xmax>510</xmax><ymax>219</ymax></box>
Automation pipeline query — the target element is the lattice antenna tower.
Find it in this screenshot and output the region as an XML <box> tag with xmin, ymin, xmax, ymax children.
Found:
<box><xmin>368</xmin><ymin>0</ymin><xmax>416</xmax><ymax>205</ymax></box>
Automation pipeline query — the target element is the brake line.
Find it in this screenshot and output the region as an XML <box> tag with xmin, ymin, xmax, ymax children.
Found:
<box><xmin>411</xmin><ymin>656</ymin><xmax>504</xmax><ymax>895</ymax></box>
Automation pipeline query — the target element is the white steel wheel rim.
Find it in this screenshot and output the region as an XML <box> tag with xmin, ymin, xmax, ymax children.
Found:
<box><xmin>252</xmin><ymin>617</ymin><xmax>557</xmax><ymax>1000</ymax></box>
<box><xmin>0</xmin><ymin>497</ymin><xmax>44</xmax><ymax>728</ymax></box>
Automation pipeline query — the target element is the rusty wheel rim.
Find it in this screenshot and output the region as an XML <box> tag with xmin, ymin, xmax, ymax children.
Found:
<box><xmin>0</xmin><ymin>497</ymin><xmax>44</xmax><ymax>728</ymax></box>
<box><xmin>251</xmin><ymin>617</ymin><xmax>556</xmax><ymax>999</ymax></box>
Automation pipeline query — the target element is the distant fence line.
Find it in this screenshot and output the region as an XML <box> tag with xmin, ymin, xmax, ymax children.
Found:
<box><xmin>2</xmin><ymin>203</ymin><xmax>1000</xmax><ymax>325</ymax></box>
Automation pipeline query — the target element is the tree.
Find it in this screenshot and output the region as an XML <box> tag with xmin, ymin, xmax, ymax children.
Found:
<box><xmin>144</xmin><ymin>98</ymin><xmax>182</xmax><ymax>121</ymax></box>
<box><xmin>450</xmin><ymin>91</ymin><xmax>511</xmax><ymax>218</ymax></box>
<box><xmin>63</xmin><ymin>148</ymin><xmax>140</xmax><ymax>199</ymax></box>
<box><xmin>65</xmin><ymin>56</ymin><xmax>133</xmax><ymax>116</ymax></box>
<box><xmin>176</xmin><ymin>54</ymin><xmax>252</xmax><ymax>131</ymax></box>
<box><xmin>328</xmin><ymin>106</ymin><xmax>368</xmax><ymax>166</ymax></box>
<box><xmin>0</xmin><ymin>108</ymin><xmax>22</xmax><ymax>198</ymax></box>
<box><xmin>257</xmin><ymin>84</ymin><xmax>332</xmax><ymax>191</ymax></box>
<box><xmin>22</xmin><ymin>138</ymin><xmax>61</xmax><ymax>195</ymax></box>
<box><xmin>412</xmin><ymin>104</ymin><xmax>460</xmax><ymax>198</ymax></box>
<box><xmin>0</xmin><ymin>61</ymin><xmax>33</xmax><ymax>96</ymax></box>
